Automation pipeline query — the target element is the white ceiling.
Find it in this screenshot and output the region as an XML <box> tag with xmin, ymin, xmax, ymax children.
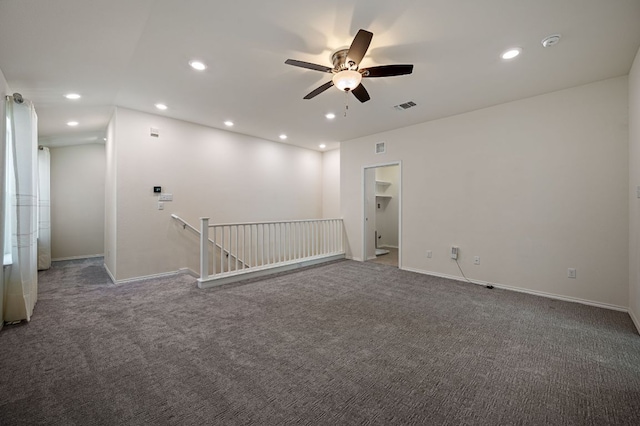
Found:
<box><xmin>1</xmin><ymin>0</ymin><xmax>639</xmax><ymax>151</ymax></box>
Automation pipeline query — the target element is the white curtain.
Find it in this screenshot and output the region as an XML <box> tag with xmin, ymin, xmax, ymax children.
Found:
<box><xmin>37</xmin><ymin>146</ymin><xmax>51</xmax><ymax>270</ymax></box>
<box><xmin>3</xmin><ymin>96</ymin><xmax>38</xmax><ymax>322</ymax></box>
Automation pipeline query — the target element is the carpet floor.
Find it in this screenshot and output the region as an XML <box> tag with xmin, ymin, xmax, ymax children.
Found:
<box><xmin>1</xmin><ymin>258</ymin><xmax>640</xmax><ymax>425</ymax></box>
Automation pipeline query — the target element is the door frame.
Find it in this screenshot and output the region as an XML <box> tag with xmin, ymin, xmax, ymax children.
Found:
<box><xmin>361</xmin><ymin>161</ymin><xmax>402</xmax><ymax>268</ymax></box>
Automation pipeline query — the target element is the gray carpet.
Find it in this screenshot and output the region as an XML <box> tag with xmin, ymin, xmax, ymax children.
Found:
<box><xmin>1</xmin><ymin>257</ymin><xmax>640</xmax><ymax>425</ymax></box>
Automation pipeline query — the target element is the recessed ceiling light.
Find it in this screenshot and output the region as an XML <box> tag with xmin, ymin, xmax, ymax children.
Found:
<box><xmin>64</xmin><ymin>93</ymin><xmax>81</xmax><ymax>100</ymax></box>
<box><xmin>67</xmin><ymin>121</ymin><xmax>79</xmax><ymax>127</ymax></box>
<box><xmin>279</xmin><ymin>134</ymin><xmax>287</xmax><ymax>140</ymax></box>
<box><xmin>224</xmin><ymin>120</ymin><xmax>234</xmax><ymax>127</ymax></box>
<box><xmin>189</xmin><ymin>60</ymin><xmax>207</xmax><ymax>71</ymax></box>
<box><xmin>319</xmin><ymin>144</ymin><xmax>326</xmax><ymax>149</ymax></box>
<box><xmin>501</xmin><ymin>48</ymin><xmax>522</xmax><ymax>60</ymax></box>
<box><xmin>325</xmin><ymin>113</ymin><xmax>336</xmax><ymax>120</ymax></box>
<box><xmin>155</xmin><ymin>103</ymin><xmax>168</xmax><ymax>110</ymax></box>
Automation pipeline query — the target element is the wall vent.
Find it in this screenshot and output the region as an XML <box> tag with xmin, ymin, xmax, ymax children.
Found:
<box><xmin>375</xmin><ymin>141</ymin><xmax>386</xmax><ymax>154</ymax></box>
<box><xmin>150</xmin><ymin>127</ymin><xmax>160</xmax><ymax>137</ymax></box>
<box><xmin>393</xmin><ymin>101</ymin><xmax>417</xmax><ymax>111</ymax></box>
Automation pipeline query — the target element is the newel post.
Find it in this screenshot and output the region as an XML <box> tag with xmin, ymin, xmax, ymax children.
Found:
<box><xmin>200</xmin><ymin>217</ymin><xmax>209</xmax><ymax>279</ymax></box>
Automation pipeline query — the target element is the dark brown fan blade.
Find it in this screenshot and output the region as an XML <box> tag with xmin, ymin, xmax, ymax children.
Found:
<box><xmin>285</xmin><ymin>59</ymin><xmax>333</xmax><ymax>73</ymax></box>
<box><xmin>346</xmin><ymin>29</ymin><xmax>373</xmax><ymax>66</ymax></box>
<box><xmin>361</xmin><ymin>64</ymin><xmax>414</xmax><ymax>78</ymax></box>
<box><xmin>304</xmin><ymin>81</ymin><xmax>334</xmax><ymax>99</ymax></box>
<box><xmin>351</xmin><ymin>83</ymin><xmax>370</xmax><ymax>103</ymax></box>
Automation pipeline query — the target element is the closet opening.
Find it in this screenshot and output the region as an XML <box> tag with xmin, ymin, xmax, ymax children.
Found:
<box><xmin>362</xmin><ymin>162</ymin><xmax>401</xmax><ymax>268</ymax></box>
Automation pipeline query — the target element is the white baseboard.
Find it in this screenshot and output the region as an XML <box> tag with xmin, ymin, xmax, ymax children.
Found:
<box><xmin>101</xmin><ymin>264</ymin><xmax>196</xmax><ymax>285</ymax></box>
<box><xmin>114</xmin><ymin>269</ymin><xmax>190</xmax><ymax>285</ymax></box>
<box><xmin>629</xmin><ymin>307</ymin><xmax>640</xmax><ymax>335</ymax></box>
<box><xmin>179</xmin><ymin>267</ymin><xmax>199</xmax><ymax>278</ymax></box>
<box><xmin>198</xmin><ymin>254</ymin><xmax>345</xmax><ymax>289</ymax></box>
<box><xmin>401</xmin><ymin>266</ymin><xmax>628</xmax><ymax>313</ymax></box>
<box><xmin>103</xmin><ymin>264</ymin><xmax>116</xmax><ymax>284</ymax></box>
<box><xmin>52</xmin><ymin>254</ymin><xmax>104</xmax><ymax>262</ymax></box>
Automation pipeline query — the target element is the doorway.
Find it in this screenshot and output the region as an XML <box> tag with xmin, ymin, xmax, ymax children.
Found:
<box><xmin>363</xmin><ymin>163</ymin><xmax>401</xmax><ymax>268</ymax></box>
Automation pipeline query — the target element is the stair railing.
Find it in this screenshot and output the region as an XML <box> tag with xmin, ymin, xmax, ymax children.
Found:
<box><xmin>198</xmin><ymin>217</ymin><xmax>345</xmax><ymax>287</ymax></box>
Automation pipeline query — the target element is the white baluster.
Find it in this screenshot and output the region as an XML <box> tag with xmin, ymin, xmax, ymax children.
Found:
<box><xmin>242</xmin><ymin>225</ymin><xmax>246</xmax><ymax>270</ymax></box>
<box><xmin>235</xmin><ymin>225</ymin><xmax>239</xmax><ymax>271</ymax></box>
<box><xmin>294</xmin><ymin>222</ymin><xmax>298</xmax><ymax>259</ymax></box>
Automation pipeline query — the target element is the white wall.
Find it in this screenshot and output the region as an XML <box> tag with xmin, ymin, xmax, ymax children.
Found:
<box><xmin>322</xmin><ymin>149</ymin><xmax>340</xmax><ymax>218</ymax></box>
<box><xmin>50</xmin><ymin>144</ymin><xmax>105</xmax><ymax>260</ymax></box>
<box><xmin>342</xmin><ymin>77</ymin><xmax>629</xmax><ymax>309</ymax></box>
<box><xmin>108</xmin><ymin>107</ymin><xmax>323</xmax><ymax>281</ymax></box>
<box><xmin>375</xmin><ymin>165</ymin><xmax>399</xmax><ymax>248</ymax></box>
<box><xmin>0</xmin><ymin>67</ymin><xmax>9</xmax><ymax>325</ymax></box>
<box><xmin>629</xmin><ymin>46</ymin><xmax>640</xmax><ymax>330</ymax></box>
<box><xmin>105</xmin><ymin>111</ymin><xmax>117</xmax><ymax>279</ymax></box>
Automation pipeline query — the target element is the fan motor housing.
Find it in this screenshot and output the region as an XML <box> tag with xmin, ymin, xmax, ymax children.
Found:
<box><xmin>331</xmin><ymin>49</ymin><xmax>357</xmax><ymax>71</ymax></box>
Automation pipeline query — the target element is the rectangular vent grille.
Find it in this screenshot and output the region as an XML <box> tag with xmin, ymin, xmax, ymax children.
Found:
<box><xmin>393</xmin><ymin>101</ymin><xmax>417</xmax><ymax>111</ymax></box>
<box><xmin>375</xmin><ymin>142</ymin><xmax>386</xmax><ymax>154</ymax></box>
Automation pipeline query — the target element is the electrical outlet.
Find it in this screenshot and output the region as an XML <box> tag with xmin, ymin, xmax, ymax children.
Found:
<box><xmin>568</xmin><ymin>268</ymin><xmax>576</xmax><ymax>279</ymax></box>
<box><xmin>158</xmin><ymin>202</ymin><xmax>164</xmax><ymax>210</ymax></box>
<box><xmin>450</xmin><ymin>246</ymin><xmax>459</xmax><ymax>260</ymax></box>
<box><xmin>427</xmin><ymin>250</ymin><xmax>432</xmax><ymax>258</ymax></box>
<box><xmin>474</xmin><ymin>256</ymin><xmax>480</xmax><ymax>265</ymax></box>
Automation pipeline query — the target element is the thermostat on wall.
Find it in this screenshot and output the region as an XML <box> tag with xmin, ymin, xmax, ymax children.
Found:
<box><xmin>153</xmin><ymin>186</ymin><xmax>162</xmax><ymax>194</ymax></box>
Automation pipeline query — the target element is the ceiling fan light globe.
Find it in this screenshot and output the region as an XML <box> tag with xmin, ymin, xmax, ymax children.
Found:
<box><xmin>332</xmin><ymin>70</ymin><xmax>362</xmax><ymax>92</ymax></box>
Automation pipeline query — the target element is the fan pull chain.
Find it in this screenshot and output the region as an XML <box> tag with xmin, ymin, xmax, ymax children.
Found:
<box><xmin>344</xmin><ymin>90</ymin><xmax>349</xmax><ymax>117</ymax></box>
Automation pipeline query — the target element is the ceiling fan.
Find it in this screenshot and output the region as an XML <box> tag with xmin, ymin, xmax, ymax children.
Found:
<box><xmin>285</xmin><ymin>29</ymin><xmax>413</xmax><ymax>103</ymax></box>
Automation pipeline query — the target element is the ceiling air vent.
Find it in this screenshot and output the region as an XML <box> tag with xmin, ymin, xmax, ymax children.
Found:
<box><xmin>375</xmin><ymin>142</ymin><xmax>386</xmax><ymax>154</ymax></box>
<box><xmin>393</xmin><ymin>101</ymin><xmax>417</xmax><ymax>111</ymax></box>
